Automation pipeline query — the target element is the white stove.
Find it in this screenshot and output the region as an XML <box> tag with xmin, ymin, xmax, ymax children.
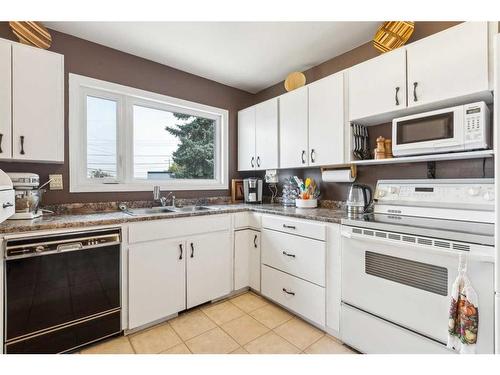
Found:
<box><xmin>340</xmin><ymin>178</ymin><xmax>495</xmax><ymax>354</ymax></box>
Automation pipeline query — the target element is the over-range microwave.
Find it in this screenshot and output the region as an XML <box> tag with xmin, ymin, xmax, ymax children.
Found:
<box><xmin>392</xmin><ymin>102</ymin><xmax>490</xmax><ymax>157</ymax></box>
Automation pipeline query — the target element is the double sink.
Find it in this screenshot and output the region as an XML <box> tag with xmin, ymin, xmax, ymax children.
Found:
<box><xmin>122</xmin><ymin>205</ymin><xmax>216</xmax><ymax>216</ymax></box>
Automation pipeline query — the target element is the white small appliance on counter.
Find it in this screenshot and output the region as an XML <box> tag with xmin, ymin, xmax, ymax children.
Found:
<box><xmin>0</xmin><ymin>170</ymin><xmax>15</xmax><ymax>223</ymax></box>
<box><xmin>392</xmin><ymin>101</ymin><xmax>490</xmax><ymax>157</ymax></box>
<box><xmin>6</xmin><ymin>172</ymin><xmax>44</xmax><ymax>220</ymax></box>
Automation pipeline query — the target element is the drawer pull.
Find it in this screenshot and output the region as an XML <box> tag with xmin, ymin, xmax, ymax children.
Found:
<box><xmin>282</xmin><ymin>251</ymin><xmax>296</xmax><ymax>258</ymax></box>
<box><xmin>283</xmin><ymin>224</ymin><xmax>296</xmax><ymax>230</ymax></box>
<box><xmin>190</xmin><ymin>242</ymin><xmax>194</xmax><ymax>258</ymax></box>
<box><xmin>282</xmin><ymin>288</ymin><xmax>295</xmax><ymax>296</ymax></box>
<box><xmin>253</xmin><ymin>234</ymin><xmax>258</xmax><ymax>248</ymax></box>
<box><xmin>179</xmin><ymin>243</ymin><xmax>183</xmax><ymax>260</ymax></box>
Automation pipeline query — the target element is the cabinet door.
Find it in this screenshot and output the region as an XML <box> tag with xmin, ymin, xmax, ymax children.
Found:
<box><xmin>308</xmin><ymin>73</ymin><xmax>345</xmax><ymax>166</ymax></box>
<box><xmin>0</xmin><ymin>40</ymin><xmax>11</xmax><ymax>160</ymax></box>
<box><xmin>234</xmin><ymin>229</ymin><xmax>261</xmax><ymax>291</ymax></box>
<box><xmin>279</xmin><ymin>86</ymin><xmax>309</xmax><ymax>168</ymax></box>
<box><xmin>12</xmin><ymin>43</ymin><xmax>64</xmax><ymax>162</ymax></box>
<box><xmin>128</xmin><ymin>239</ymin><xmax>186</xmax><ymax>329</ymax></box>
<box><xmin>348</xmin><ymin>48</ymin><xmax>406</xmax><ymax>121</ymax></box>
<box><xmin>407</xmin><ymin>22</ymin><xmax>489</xmax><ymax>108</ymax></box>
<box><xmin>255</xmin><ymin>98</ymin><xmax>279</xmax><ymax>170</ymax></box>
<box><xmin>237</xmin><ymin>106</ymin><xmax>256</xmax><ymax>171</ymax></box>
<box><xmin>187</xmin><ymin>231</ymin><xmax>231</xmax><ymax>309</ymax></box>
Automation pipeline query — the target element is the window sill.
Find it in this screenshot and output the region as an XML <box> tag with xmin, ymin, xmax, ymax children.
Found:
<box><xmin>69</xmin><ymin>181</ymin><xmax>228</xmax><ymax>193</ymax></box>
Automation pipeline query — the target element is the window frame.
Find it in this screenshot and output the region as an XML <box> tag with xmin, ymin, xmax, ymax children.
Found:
<box><xmin>69</xmin><ymin>74</ymin><xmax>228</xmax><ymax>193</ymax></box>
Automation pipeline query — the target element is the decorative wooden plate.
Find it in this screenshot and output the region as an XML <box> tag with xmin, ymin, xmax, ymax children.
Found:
<box><xmin>373</xmin><ymin>21</ymin><xmax>414</xmax><ymax>53</ymax></box>
<box><xmin>9</xmin><ymin>21</ymin><xmax>52</xmax><ymax>49</ymax></box>
<box><xmin>284</xmin><ymin>71</ymin><xmax>306</xmax><ymax>92</ymax></box>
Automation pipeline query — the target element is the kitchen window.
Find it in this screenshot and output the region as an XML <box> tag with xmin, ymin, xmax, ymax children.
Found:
<box><xmin>69</xmin><ymin>74</ymin><xmax>228</xmax><ymax>192</ymax></box>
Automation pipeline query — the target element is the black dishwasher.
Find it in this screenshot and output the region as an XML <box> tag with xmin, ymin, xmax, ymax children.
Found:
<box><xmin>3</xmin><ymin>228</ymin><xmax>122</xmax><ymax>354</ymax></box>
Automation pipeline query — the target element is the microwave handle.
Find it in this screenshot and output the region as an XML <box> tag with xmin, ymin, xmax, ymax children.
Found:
<box><xmin>340</xmin><ymin>230</ymin><xmax>493</xmax><ymax>263</ymax></box>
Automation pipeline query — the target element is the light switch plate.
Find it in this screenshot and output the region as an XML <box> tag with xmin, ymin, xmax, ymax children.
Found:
<box><xmin>49</xmin><ymin>174</ymin><xmax>63</xmax><ymax>190</ymax></box>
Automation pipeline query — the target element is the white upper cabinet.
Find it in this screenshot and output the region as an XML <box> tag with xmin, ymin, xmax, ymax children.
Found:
<box><xmin>406</xmin><ymin>22</ymin><xmax>489</xmax><ymax>108</ymax></box>
<box><xmin>0</xmin><ymin>40</ymin><xmax>11</xmax><ymax>160</ymax></box>
<box><xmin>12</xmin><ymin>43</ymin><xmax>64</xmax><ymax>162</ymax></box>
<box><xmin>308</xmin><ymin>72</ymin><xmax>345</xmax><ymax>166</ymax></box>
<box><xmin>348</xmin><ymin>47</ymin><xmax>407</xmax><ymax>122</ymax></box>
<box><xmin>237</xmin><ymin>107</ymin><xmax>256</xmax><ymax>171</ymax></box>
<box><xmin>279</xmin><ymin>86</ymin><xmax>309</xmax><ymax>168</ymax></box>
<box><xmin>255</xmin><ymin>98</ymin><xmax>278</xmax><ymax>170</ymax></box>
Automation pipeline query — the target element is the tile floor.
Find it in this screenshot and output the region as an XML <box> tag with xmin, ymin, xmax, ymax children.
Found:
<box><xmin>80</xmin><ymin>291</ymin><xmax>356</xmax><ymax>354</ymax></box>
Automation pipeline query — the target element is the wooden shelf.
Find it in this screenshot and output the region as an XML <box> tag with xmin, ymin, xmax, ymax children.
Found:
<box><xmin>350</xmin><ymin>150</ymin><xmax>494</xmax><ymax>166</ymax></box>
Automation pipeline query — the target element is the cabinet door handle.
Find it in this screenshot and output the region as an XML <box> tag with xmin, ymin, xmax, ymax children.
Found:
<box><xmin>282</xmin><ymin>288</ymin><xmax>295</xmax><ymax>296</ymax></box>
<box><xmin>413</xmin><ymin>82</ymin><xmax>418</xmax><ymax>102</ymax></box>
<box><xmin>3</xmin><ymin>202</ymin><xmax>13</xmax><ymax>209</ymax></box>
<box><xmin>256</xmin><ymin>156</ymin><xmax>261</xmax><ymax>167</ymax></box>
<box><xmin>179</xmin><ymin>243</ymin><xmax>183</xmax><ymax>260</ymax></box>
<box><xmin>310</xmin><ymin>149</ymin><xmax>315</xmax><ymax>163</ymax></box>
<box><xmin>251</xmin><ymin>156</ymin><xmax>255</xmax><ymax>168</ymax></box>
<box><xmin>301</xmin><ymin>150</ymin><xmax>306</xmax><ymax>164</ymax></box>
<box><xmin>190</xmin><ymin>242</ymin><xmax>194</xmax><ymax>258</ymax></box>
<box><xmin>395</xmin><ymin>86</ymin><xmax>400</xmax><ymax>106</ymax></box>
<box><xmin>253</xmin><ymin>234</ymin><xmax>258</xmax><ymax>248</ymax></box>
<box><xmin>0</xmin><ymin>133</ymin><xmax>3</xmax><ymax>153</ymax></box>
<box><xmin>283</xmin><ymin>224</ymin><xmax>296</xmax><ymax>230</ymax></box>
<box><xmin>20</xmin><ymin>136</ymin><xmax>25</xmax><ymax>155</ymax></box>
<box><xmin>282</xmin><ymin>251</ymin><xmax>296</xmax><ymax>258</ymax></box>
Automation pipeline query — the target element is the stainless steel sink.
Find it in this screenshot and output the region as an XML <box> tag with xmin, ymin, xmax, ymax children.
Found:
<box><xmin>121</xmin><ymin>205</ymin><xmax>215</xmax><ymax>216</ymax></box>
<box><xmin>173</xmin><ymin>206</ymin><xmax>214</xmax><ymax>212</ymax></box>
<box><xmin>124</xmin><ymin>207</ymin><xmax>177</xmax><ymax>215</ymax></box>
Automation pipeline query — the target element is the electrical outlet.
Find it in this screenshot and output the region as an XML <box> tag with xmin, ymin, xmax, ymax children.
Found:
<box><xmin>49</xmin><ymin>174</ymin><xmax>63</xmax><ymax>190</ymax></box>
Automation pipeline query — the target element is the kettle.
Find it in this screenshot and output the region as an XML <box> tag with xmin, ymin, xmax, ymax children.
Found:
<box><xmin>347</xmin><ymin>184</ymin><xmax>373</xmax><ymax>216</ymax></box>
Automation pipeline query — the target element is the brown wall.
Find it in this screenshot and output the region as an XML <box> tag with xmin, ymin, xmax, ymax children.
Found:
<box><xmin>0</xmin><ymin>23</ymin><xmax>254</xmax><ymax>204</ymax></box>
<box><xmin>1</xmin><ymin>21</ymin><xmax>487</xmax><ymax>205</ymax></box>
<box><xmin>242</xmin><ymin>21</ymin><xmax>494</xmax><ymax>202</ymax></box>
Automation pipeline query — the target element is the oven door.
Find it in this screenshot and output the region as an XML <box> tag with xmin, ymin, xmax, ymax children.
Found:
<box><xmin>392</xmin><ymin>106</ymin><xmax>464</xmax><ymax>156</ymax></box>
<box><xmin>340</xmin><ymin>226</ymin><xmax>494</xmax><ymax>353</ymax></box>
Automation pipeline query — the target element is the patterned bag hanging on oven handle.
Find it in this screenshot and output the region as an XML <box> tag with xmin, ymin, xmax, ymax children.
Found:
<box><xmin>447</xmin><ymin>254</ymin><xmax>479</xmax><ymax>354</ymax></box>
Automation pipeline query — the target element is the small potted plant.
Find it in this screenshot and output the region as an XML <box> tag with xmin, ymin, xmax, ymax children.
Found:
<box><xmin>295</xmin><ymin>177</ymin><xmax>319</xmax><ymax>208</ymax></box>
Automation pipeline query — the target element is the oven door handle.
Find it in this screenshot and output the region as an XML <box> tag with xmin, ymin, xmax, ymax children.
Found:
<box><xmin>340</xmin><ymin>230</ymin><xmax>494</xmax><ymax>263</ymax></box>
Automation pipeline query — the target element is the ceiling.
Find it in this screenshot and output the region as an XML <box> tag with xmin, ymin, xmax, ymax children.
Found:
<box><xmin>45</xmin><ymin>22</ymin><xmax>380</xmax><ymax>94</ymax></box>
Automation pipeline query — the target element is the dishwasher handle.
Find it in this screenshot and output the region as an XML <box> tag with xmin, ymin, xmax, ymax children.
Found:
<box><xmin>57</xmin><ymin>242</ymin><xmax>83</xmax><ymax>252</ymax></box>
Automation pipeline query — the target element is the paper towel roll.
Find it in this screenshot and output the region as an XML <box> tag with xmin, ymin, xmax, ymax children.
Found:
<box><xmin>321</xmin><ymin>169</ymin><xmax>355</xmax><ymax>183</ymax></box>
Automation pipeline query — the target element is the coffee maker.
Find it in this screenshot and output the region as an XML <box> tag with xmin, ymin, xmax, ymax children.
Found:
<box><xmin>243</xmin><ymin>178</ymin><xmax>263</xmax><ymax>203</ymax></box>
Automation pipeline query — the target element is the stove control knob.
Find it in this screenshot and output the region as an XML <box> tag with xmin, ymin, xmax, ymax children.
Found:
<box><xmin>483</xmin><ymin>191</ymin><xmax>494</xmax><ymax>201</ymax></box>
<box><xmin>388</xmin><ymin>186</ymin><xmax>397</xmax><ymax>194</ymax></box>
<box><xmin>467</xmin><ymin>187</ymin><xmax>480</xmax><ymax>196</ymax></box>
<box><xmin>35</xmin><ymin>246</ymin><xmax>45</xmax><ymax>253</ymax></box>
<box><xmin>376</xmin><ymin>189</ymin><xmax>386</xmax><ymax>198</ymax></box>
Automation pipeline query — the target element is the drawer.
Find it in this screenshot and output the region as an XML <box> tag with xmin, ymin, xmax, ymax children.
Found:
<box><xmin>233</xmin><ymin>212</ymin><xmax>261</xmax><ymax>229</ymax></box>
<box><xmin>341</xmin><ymin>303</ymin><xmax>453</xmax><ymax>354</ymax></box>
<box><xmin>261</xmin><ymin>229</ymin><xmax>325</xmax><ymax>286</ymax></box>
<box><xmin>261</xmin><ymin>215</ymin><xmax>325</xmax><ymax>241</ymax></box>
<box><xmin>261</xmin><ymin>265</ymin><xmax>325</xmax><ymax>326</ymax></box>
<box><xmin>128</xmin><ymin>214</ymin><xmax>230</xmax><ymax>244</ymax></box>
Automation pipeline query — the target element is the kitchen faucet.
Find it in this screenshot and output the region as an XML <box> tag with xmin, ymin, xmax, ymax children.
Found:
<box><xmin>153</xmin><ymin>186</ymin><xmax>175</xmax><ymax>207</ymax></box>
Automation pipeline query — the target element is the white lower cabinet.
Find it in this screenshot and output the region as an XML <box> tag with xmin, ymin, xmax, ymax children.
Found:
<box><xmin>127</xmin><ymin>216</ymin><xmax>231</xmax><ymax>330</ymax></box>
<box><xmin>234</xmin><ymin>229</ymin><xmax>261</xmax><ymax>291</ymax></box>
<box><xmin>128</xmin><ymin>239</ymin><xmax>186</xmax><ymax>330</ymax></box>
<box><xmin>261</xmin><ymin>265</ymin><xmax>326</xmax><ymax>326</ymax></box>
<box><xmin>186</xmin><ymin>231</ymin><xmax>232</xmax><ymax>309</ymax></box>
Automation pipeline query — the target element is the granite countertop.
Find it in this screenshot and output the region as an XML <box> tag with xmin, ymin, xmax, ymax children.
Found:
<box><xmin>0</xmin><ymin>204</ymin><xmax>348</xmax><ymax>235</ymax></box>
